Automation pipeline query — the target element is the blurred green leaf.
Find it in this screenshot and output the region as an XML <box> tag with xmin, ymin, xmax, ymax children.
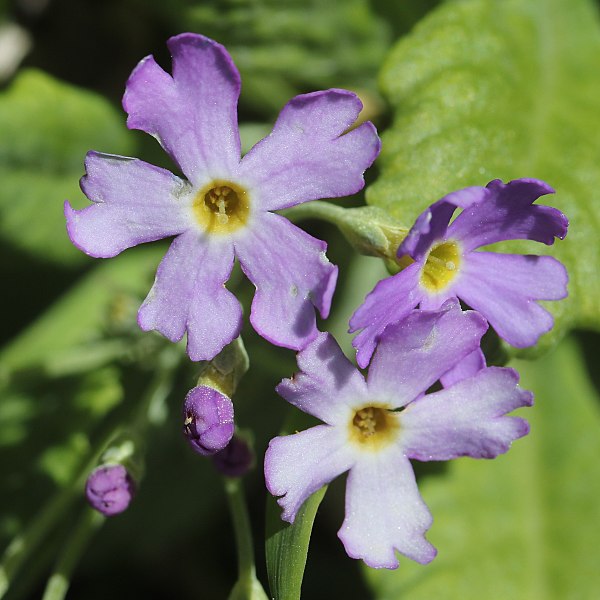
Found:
<box><xmin>0</xmin><ymin>391</ymin><xmax>34</xmax><ymax>447</ymax></box>
<box><xmin>0</xmin><ymin>69</ymin><xmax>134</xmax><ymax>265</ymax></box>
<box><xmin>365</xmin><ymin>336</ymin><xmax>600</xmax><ymax>599</ymax></box>
<box><xmin>183</xmin><ymin>0</ymin><xmax>391</xmax><ymax>115</ymax></box>
<box><xmin>368</xmin><ymin>0</ymin><xmax>600</xmax><ymax>354</ymax></box>
<box><xmin>265</xmin><ymin>487</ymin><xmax>327</xmax><ymax>600</ymax></box>
<box><xmin>73</xmin><ymin>366</ymin><xmax>123</xmax><ymax>417</ymax></box>
<box><xmin>0</xmin><ymin>246</ymin><xmax>164</xmax><ymax>374</ymax></box>
<box><xmin>38</xmin><ymin>433</ymin><xmax>90</xmax><ymax>487</ymax></box>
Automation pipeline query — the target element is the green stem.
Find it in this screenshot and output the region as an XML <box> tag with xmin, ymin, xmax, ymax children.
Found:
<box><xmin>280</xmin><ymin>201</ymin><xmax>347</xmax><ymax>226</ymax></box>
<box><xmin>40</xmin><ymin>509</ymin><xmax>104</xmax><ymax>600</ymax></box>
<box><xmin>0</xmin><ymin>429</ymin><xmax>113</xmax><ymax>599</ymax></box>
<box><xmin>224</xmin><ymin>478</ymin><xmax>268</xmax><ymax>600</ymax></box>
<box><xmin>0</xmin><ymin>346</ymin><xmax>181</xmax><ymax>599</ymax></box>
<box><xmin>225</xmin><ymin>478</ymin><xmax>256</xmax><ymax>583</ymax></box>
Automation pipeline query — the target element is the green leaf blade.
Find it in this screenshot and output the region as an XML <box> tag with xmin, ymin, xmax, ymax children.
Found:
<box><xmin>0</xmin><ymin>69</ymin><xmax>134</xmax><ymax>264</ymax></box>
<box><xmin>265</xmin><ymin>487</ymin><xmax>327</xmax><ymax>600</ymax></box>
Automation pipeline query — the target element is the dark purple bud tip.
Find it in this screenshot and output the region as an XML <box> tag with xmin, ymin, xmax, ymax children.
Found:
<box><xmin>212</xmin><ymin>435</ymin><xmax>254</xmax><ymax>478</ymax></box>
<box><xmin>85</xmin><ymin>464</ymin><xmax>135</xmax><ymax>517</ymax></box>
<box><xmin>183</xmin><ymin>386</ymin><xmax>234</xmax><ymax>456</ymax></box>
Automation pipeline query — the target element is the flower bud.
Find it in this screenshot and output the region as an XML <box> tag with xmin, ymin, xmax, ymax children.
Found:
<box><xmin>183</xmin><ymin>385</ymin><xmax>234</xmax><ymax>455</ymax></box>
<box><xmin>212</xmin><ymin>435</ymin><xmax>254</xmax><ymax>478</ymax></box>
<box><xmin>334</xmin><ymin>206</ymin><xmax>409</xmax><ymax>270</ymax></box>
<box><xmin>85</xmin><ymin>464</ymin><xmax>135</xmax><ymax>517</ymax></box>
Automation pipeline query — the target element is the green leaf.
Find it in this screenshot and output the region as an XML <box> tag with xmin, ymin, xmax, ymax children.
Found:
<box><xmin>183</xmin><ymin>0</ymin><xmax>391</xmax><ymax>116</ymax></box>
<box><xmin>0</xmin><ymin>69</ymin><xmax>134</xmax><ymax>264</ymax></box>
<box><xmin>38</xmin><ymin>433</ymin><xmax>91</xmax><ymax>487</ymax></box>
<box><xmin>265</xmin><ymin>487</ymin><xmax>327</xmax><ymax>600</ymax></box>
<box><xmin>365</xmin><ymin>336</ymin><xmax>600</xmax><ymax>599</ymax></box>
<box><xmin>0</xmin><ymin>246</ymin><xmax>164</xmax><ymax>375</ymax></box>
<box><xmin>368</xmin><ymin>0</ymin><xmax>600</xmax><ymax>354</ymax></box>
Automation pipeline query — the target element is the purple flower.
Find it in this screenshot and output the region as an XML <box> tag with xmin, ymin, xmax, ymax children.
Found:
<box><xmin>183</xmin><ymin>385</ymin><xmax>235</xmax><ymax>455</ymax></box>
<box><xmin>85</xmin><ymin>464</ymin><xmax>135</xmax><ymax>517</ymax></box>
<box><xmin>265</xmin><ymin>301</ymin><xmax>532</xmax><ymax>569</ymax></box>
<box><xmin>350</xmin><ymin>178</ymin><xmax>568</xmax><ymax>367</ymax></box>
<box><xmin>65</xmin><ymin>34</ymin><xmax>380</xmax><ymax>361</ymax></box>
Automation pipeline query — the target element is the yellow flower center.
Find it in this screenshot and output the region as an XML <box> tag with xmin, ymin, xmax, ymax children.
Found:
<box><xmin>349</xmin><ymin>405</ymin><xmax>399</xmax><ymax>451</ymax></box>
<box><xmin>192</xmin><ymin>180</ymin><xmax>250</xmax><ymax>234</ymax></box>
<box><xmin>420</xmin><ymin>241</ymin><xmax>461</xmax><ymax>292</ymax></box>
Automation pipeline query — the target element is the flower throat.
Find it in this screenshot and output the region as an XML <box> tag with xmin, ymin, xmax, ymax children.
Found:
<box><xmin>193</xmin><ymin>180</ymin><xmax>250</xmax><ymax>234</ymax></box>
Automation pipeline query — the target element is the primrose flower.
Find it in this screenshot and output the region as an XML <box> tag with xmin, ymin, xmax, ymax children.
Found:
<box><xmin>65</xmin><ymin>33</ymin><xmax>380</xmax><ymax>360</ymax></box>
<box><xmin>350</xmin><ymin>178</ymin><xmax>568</xmax><ymax>367</ymax></box>
<box><xmin>265</xmin><ymin>301</ymin><xmax>532</xmax><ymax>568</ymax></box>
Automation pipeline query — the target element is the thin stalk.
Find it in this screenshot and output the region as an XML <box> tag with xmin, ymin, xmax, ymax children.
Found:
<box><xmin>40</xmin><ymin>509</ymin><xmax>104</xmax><ymax>600</ymax></box>
<box><xmin>224</xmin><ymin>478</ymin><xmax>268</xmax><ymax>600</ymax></box>
<box><xmin>281</xmin><ymin>201</ymin><xmax>347</xmax><ymax>225</ymax></box>
<box><xmin>225</xmin><ymin>478</ymin><xmax>256</xmax><ymax>583</ymax></box>
<box><xmin>0</xmin><ymin>346</ymin><xmax>181</xmax><ymax>599</ymax></box>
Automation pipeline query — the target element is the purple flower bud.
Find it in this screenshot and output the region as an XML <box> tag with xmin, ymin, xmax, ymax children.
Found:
<box><xmin>85</xmin><ymin>464</ymin><xmax>135</xmax><ymax>517</ymax></box>
<box><xmin>183</xmin><ymin>386</ymin><xmax>234</xmax><ymax>456</ymax></box>
<box><xmin>212</xmin><ymin>435</ymin><xmax>254</xmax><ymax>478</ymax></box>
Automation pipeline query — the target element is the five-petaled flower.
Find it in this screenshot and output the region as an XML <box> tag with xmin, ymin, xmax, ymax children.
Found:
<box><xmin>65</xmin><ymin>33</ymin><xmax>380</xmax><ymax>361</ymax></box>
<box><xmin>350</xmin><ymin>178</ymin><xmax>569</xmax><ymax>368</ymax></box>
<box><xmin>265</xmin><ymin>301</ymin><xmax>532</xmax><ymax>569</ymax></box>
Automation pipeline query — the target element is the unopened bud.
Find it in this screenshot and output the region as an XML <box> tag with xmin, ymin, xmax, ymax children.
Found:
<box><xmin>183</xmin><ymin>386</ymin><xmax>234</xmax><ymax>455</ymax></box>
<box><xmin>85</xmin><ymin>464</ymin><xmax>135</xmax><ymax>516</ymax></box>
<box><xmin>333</xmin><ymin>206</ymin><xmax>409</xmax><ymax>272</ymax></box>
<box><xmin>212</xmin><ymin>435</ymin><xmax>254</xmax><ymax>478</ymax></box>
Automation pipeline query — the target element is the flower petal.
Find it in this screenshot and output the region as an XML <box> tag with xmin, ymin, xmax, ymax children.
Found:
<box><xmin>138</xmin><ymin>230</ymin><xmax>242</xmax><ymax>361</ymax></box>
<box><xmin>265</xmin><ymin>425</ymin><xmax>354</xmax><ymax>523</ymax></box>
<box><xmin>367</xmin><ymin>301</ymin><xmax>488</xmax><ymax>407</ymax></box>
<box><xmin>440</xmin><ymin>348</ymin><xmax>486</xmax><ymax>388</ymax></box>
<box><xmin>239</xmin><ymin>89</ymin><xmax>380</xmax><ymax>211</ymax></box>
<box><xmin>123</xmin><ymin>33</ymin><xmax>241</xmax><ymax>185</ymax></box>
<box><xmin>234</xmin><ymin>212</ymin><xmax>337</xmax><ymax>350</ymax></box>
<box><xmin>338</xmin><ymin>450</ymin><xmax>436</xmax><ymax>568</ymax></box>
<box><xmin>448</xmin><ymin>178</ymin><xmax>568</xmax><ymax>251</ymax></box>
<box><xmin>401</xmin><ymin>367</ymin><xmax>533</xmax><ymax>461</ymax></box>
<box><xmin>455</xmin><ymin>251</ymin><xmax>568</xmax><ymax>347</ymax></box>
<box><xmin>399</xmin><ymin>186</ymin><xmax>487</xmax><ymax>261</ymax></box>
<box><xmin>276</xmin><ymin>333</ymin><xmax>368</xmax><ymax>426</ymax></box>
<box><xmin>65</xmin><ymin>152</ymin><xmax>192</xmax><ymax>258</ymax></box>
<box><xmin>350</xmin><ymin>262</ymin><xmax>424</xmax><ymax>369</ymax></box>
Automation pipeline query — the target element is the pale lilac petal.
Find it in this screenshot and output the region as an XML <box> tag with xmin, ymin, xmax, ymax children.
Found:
<box><xmin>448</xmin><ymin>178</ymin><xmax>568</xmax><ymax>251</ymax></box>
<box><xmin>367</xmin><ymin>302</ymin><xmax>488</xmax><ymax>406</ymax></box>
<box><xmin>123</xmin><ymin>33</ymin><xmax>241</xmax><ymax>184</ymax></box>
<box><xmin>338</xmin><ymin>450</ymin><xmax>436</xmax><ymax>568</ymax></box>
<box><xmin>239</xmin><ymin>90</ymin><xmax>380</xmax><ymax>211</ymax></box>
<box><xmin>440</xmin><ymin>348</ymin><xmax>486</xmax><ymax>388</ymax></box>
<box><xmin>235</xmin><ymin>212</ymin><xmax>337</xmax><ymax>350</ymax></box>
<box><xmin>276</xmin><ymin>333</ymin><xmax>368</xmax><ymax>425</ymax></box>
<box><xmin>455</xmin><ymin>251</ymin><xmax>568</xmax><ymax>347</ymax></box>
<box><xmin>417</xmin><ymin>289</ymin><xmax>458</xmax><ymax>311</ymax></box>
<box><xmin>138</xmin><ymin>230</ymin><xmax>242</xmax><ymax>361</ymax></box>
<box><xmin>265</xmin><ymin>426</ymin><xmax>354</xmax><ymax>522</ymax></box>
<box><xmin>350</xmin><ymin>262</ymin><xmax>424</xmax><ymax>369</ymax></box>
<box><xmin>401</xmin><ymin>367</ymin><xmax>533</xmax><ymax>461</ymax></box>
<box><xmin>399</xmin><ymin>186</ymin><xmax>487</xmax><ymax>260</ymax></box>
<box><xmin>65</xmin><ymin>152</ymin><xmax>191</xmax><ymax>258</ymax></box>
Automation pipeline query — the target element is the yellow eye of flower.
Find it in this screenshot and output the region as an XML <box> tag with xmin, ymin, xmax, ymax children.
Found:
<box><xmin>193</xmin><ymin>180</ymin><xmax>250</xmax><ymax>234</ymax></box>
<box><xmin>420</xmin><ymin>241</ymin><xmax>461</xmax><ymax>292</ymax></box>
